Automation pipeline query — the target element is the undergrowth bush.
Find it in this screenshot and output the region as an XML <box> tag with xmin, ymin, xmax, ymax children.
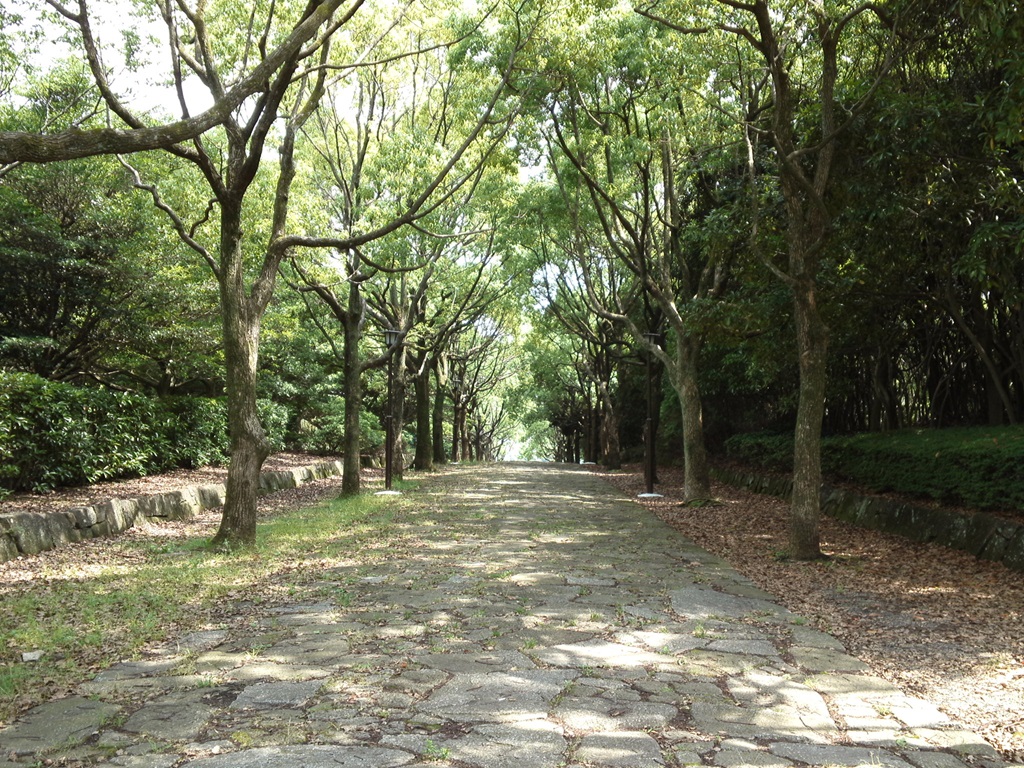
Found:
<box><xmin>0</xmin><ymin>374</ymin><xmax>159</xmax><ymax>492</ymax></box>
<box><xmin>292</xmin><ymin>400</ymin><xmax>384</xmax><ymax>456</ymax></box>
<box><xmin>0</xmin><ymin>373</ymin><xmax>293</xmax><ymax>494</ymax></box>
<box><xmin>157</xmin><ymin>397</ymin><xmax>229</xmax><ymax>469</ymax></box>
<box><xmin>258</xmin><ymin>399</ymin><xmax>291</xmax><ymax>455</ymax></box>
<box><xmin>724</xmin><ymin>426</ymin><xmax>1024</xmax><ymax>511</ymax></box>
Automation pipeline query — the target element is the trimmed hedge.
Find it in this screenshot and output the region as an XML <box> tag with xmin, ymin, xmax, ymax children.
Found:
<box><xmin>0</xmin><ymin>373</ymin><xmax>292</xmax><ymax>494</ymax></box>
<box><xmin>724</xmin><ymin>426</ymin><xmax>1024</xmax><ymax>512</ymax></box>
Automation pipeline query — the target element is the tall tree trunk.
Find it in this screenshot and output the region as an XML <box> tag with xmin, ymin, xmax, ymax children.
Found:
<box><xmin>461</xmin><ymin>407</ymin><xmax>472</xmax><ymax>461</ymax></box>
<box><xmin>583</xmin><ymin>399</ymin><xmax>599</xmax><ymax>463</ymax></box>
<box><xmin>451</xmin><ymin>401</ymin><xmax>462</xmax><ymax>462</ymax></box>
<box><xmin>596</xmin><ymin>380</ymin><xmax>621</xmax><ymax>469</ymax></box>
<box><xmin>414</xmin><ymin>369</ymin><xmax>433</xmax><ymax>470</ymax></box>
<box><xmin>341</xmin><ymin>281</ymin><xmax>364</xmax><ymax>496</ymax></box>
<box><xmin>432</xmin><ymin>365</ymin><xmax>447</xmax><ymax>464</ymax></box>
<box><xmin>671</xmin><ymin>333</ymin><xmax>711</xmax><ymax>502</ymax></box>
<box><xmin>212</xmin><ymin>214</ymin><xmax>270</xmax><ymax>547</ymax></box>
<box><xmin>789</xmin><ymin>270</ymin><xmax>829</xmax><ymax>559</ymax></box>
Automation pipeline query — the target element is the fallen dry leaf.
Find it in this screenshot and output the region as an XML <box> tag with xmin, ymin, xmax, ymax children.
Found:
<box><xmin>600</xmin><ymin>463</ymin><xmax>1024</xmax><ymax>762</ymax></box>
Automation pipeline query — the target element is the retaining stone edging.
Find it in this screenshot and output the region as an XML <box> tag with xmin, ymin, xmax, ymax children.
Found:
<box><xmin>710</xmin><ymin>466</ymin><xmax>1024</xmax><ymax>573</ymax></box>
<box><xmin>0</xmin><ymin>460</ymin><xmax>343</xmax><ymax>563</ymax></box>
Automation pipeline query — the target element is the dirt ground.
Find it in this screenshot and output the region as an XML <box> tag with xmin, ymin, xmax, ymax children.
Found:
<box><xmin>599</xmin><ymin>464</ymin><xmax>1024</xmax><ymax>763</ymax></box>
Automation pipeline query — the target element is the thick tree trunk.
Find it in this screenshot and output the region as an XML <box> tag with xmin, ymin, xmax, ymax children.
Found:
<box><xmin>211</xmin><ymin>217</ymin><xmax>269</xmax><ymax>548</ymax></box>
<box><xmin>432</xmin><ymin>366</ymin><xmax>447</xmax><ymax>464</ymax></box>
<box><xmin>596</xmin><ymin>380</ymin><xmax>621</xmax><ymax>469</ymax></box>
<box><xmin>414</xmin><ymin>370</ymin><xmax>433</xmax><ymax>470</ymax></box>
<box><xmin>789</xmin><ymin>273</ymin><xmax>828</xmax><ymax>559</ymax></box>
<box><xmin>670</xmin><ymin>334</ymin><xmax>711</xmax><ymax>502</ymax></box>
<box><xmin>584</xmin><ymin>400</ymin><xmax>599</xmax><ymax>464</ymax></box>
<box><xmin>451</xmin><ymin>402</ymin><xmax>462</xmax><ymax>462</ymax></box>
<box><xmin>461</xmin><ymin>408</ymin><xmax>472</xmax><ymax>461</ymax></box>
<box><xmin>341</xmin><ymin>283</ymin><xmax>363</xmax><ymax>496</ymax></box>
<box><xmin>600</xmin><ymin>409</ymin><xmax>620</xmax><ymax>469</ymax></box>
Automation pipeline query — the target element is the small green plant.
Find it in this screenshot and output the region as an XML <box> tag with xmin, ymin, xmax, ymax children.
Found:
<box><xmin>232</xmin><ymin>730</ymin><xmax>257</xmax><ymax>748</ymax></box>
<box><xmin>245</xmin><ymin>643</ymin><xmax>269</xmax><ymax>659</ymax></box>
<box><xmin>422</xmin><ymin>738</ymin><xmax>451</xmax><ymax>761</ymax></box>
<box><xmin>550</xmin><ymin>680</ymin><xmax>576</xmax><ymax>708</ymax></box>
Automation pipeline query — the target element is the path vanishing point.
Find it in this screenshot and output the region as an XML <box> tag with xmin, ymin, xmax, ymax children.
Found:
<box><xmin>1</xmin><ymin>463</ymin><xmax>1016</xmax><ymax>767</ymax></box>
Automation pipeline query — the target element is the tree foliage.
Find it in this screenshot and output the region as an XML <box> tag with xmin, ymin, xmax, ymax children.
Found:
<box><xmin>1</xmin><ymin>0</ymin><xmax>1020</xmax><ymax>556</ymax></box>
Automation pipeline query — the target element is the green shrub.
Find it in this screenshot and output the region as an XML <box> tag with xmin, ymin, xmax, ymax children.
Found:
<box><xmin>0</xmin><ymin>373</ymin><xmax>157</xmax><ymax>491</ymax></box>
<box><xmin>823</xmin><ymin>427</ymin><xmax>1024</xmax><ymax>510</ymax></box>
<box><xmin>295</xmin><ymin>398</ymin><xmax>347</xmax><ymax>455</ymax></box>
<box><xmin>293</xmin><ymin>402</ymin><xmax>385</xmax><ymax>457</ymax></box>
<box><xmin>724</xmin><ymin>426</ymin><xmax>1024</xmax><ymax>511</ymax></box>
<box><xmin>258</xmin><ymin>398</ymin><xmax>291</xmax><ymax>455</ymax></box>
<box><xmin>0</xmin><ymin>374</ymin><xmax>305</xmax><ymax>494</ymax></box>
<box><xmin>723</xmin><ymin>432</ymin><xmax>794</xmax><ymax>472</ymax></box>
<box><xmin>156</xmin><ymin>397</ymin><xmax>228</xmax><ymax>469</ymax></box>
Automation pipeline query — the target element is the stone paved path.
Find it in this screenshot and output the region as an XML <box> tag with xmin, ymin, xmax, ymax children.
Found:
<box><xmin>1</xmin><ymin>463</ymin><xmax>1014</xmax><ymax>767</ymax></box>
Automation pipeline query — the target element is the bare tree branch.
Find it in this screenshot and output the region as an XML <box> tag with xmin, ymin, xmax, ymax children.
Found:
<box><xmin>0</xmin><ymin>0</ymin><xmax>352</xmax><ymax>164</ymax></box>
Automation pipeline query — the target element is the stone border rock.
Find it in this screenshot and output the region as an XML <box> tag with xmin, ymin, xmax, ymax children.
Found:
<box><xmin>0</xmin><ymin>461</ymin><xmax>343</xmax><ymax>563</ymax></box>
<box><xmin>710</xmin><ymin>466</ymin><xmax>1024</xmax><ymax>573</ymax></box>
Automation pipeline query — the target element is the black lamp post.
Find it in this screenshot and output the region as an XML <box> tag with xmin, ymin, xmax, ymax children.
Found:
<box><xmin>642</xmin><ymin>331</ymin><xmax>660</xmax><ymax>496</ymax></box>
<box><xmin>384</xmin><ymin>328</ymin><xmax>401</xmax><ymax>490</ymax></box>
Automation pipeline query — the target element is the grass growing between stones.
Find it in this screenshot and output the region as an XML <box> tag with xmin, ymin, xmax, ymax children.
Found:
<box><xmin>0</xmin><ymin>489</ymin><xmax>411</xmax><ymax>726</ymax></box>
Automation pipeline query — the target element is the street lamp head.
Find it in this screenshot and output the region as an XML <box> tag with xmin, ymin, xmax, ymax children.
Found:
<box><xmin>384</xmin><ymin>328</ymin><xmax>401</xmax><ymax>347</ymax></box>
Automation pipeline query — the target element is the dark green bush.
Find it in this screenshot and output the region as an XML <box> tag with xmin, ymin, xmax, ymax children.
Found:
<box><xmin>294</xmin><ymin>399</ymin><xmax>347</xmax><ymax>455</ymax></box>
<box><xmin>0</xmin><ymin>373</ymin><xmax>158</xmax><ymax>492</ymax></box>
<box><xmin>257</xmin><ymin>399</ymin><xmax>291</xmax><ymax>455</ymax></box>
<box><xmin>0</xmin><ymin>373</ymin><xmax>303</xmax><ymax>494</ymax></box>
<box><xmin>157</xmin><ymin>397</ymin><xmax>229</xmax><ymax>469</ymax></box>
<box><xmin>724</xmin><ymin>426</ymin><xmax>1024</xmax><ymax>511</ymax></box>
<box><xmin>290</xmin><ymin>401</ymin><xmax>386</xmax><ymax>456</ymax></box>
<box><xmin>822</xmin><ymin>427</ymin><xmax>1024</xmax><ymax>510</ymax></box>
<box><xmin>722</xmin><ymin>432</ymin><xmax>794</xmax><ymax>472</ymax></box>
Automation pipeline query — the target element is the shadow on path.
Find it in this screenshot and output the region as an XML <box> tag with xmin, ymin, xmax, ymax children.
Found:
<box><xmin>0</xmin><ymin>463</ymin><xmax>1011</xmax><ymax>767</ymax></box>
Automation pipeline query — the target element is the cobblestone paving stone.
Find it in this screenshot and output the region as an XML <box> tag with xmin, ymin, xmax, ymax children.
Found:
<box><xmin>0</xmin><ymin>463</ymin><xmax>1015</xmax><ymax>767</ymax></box>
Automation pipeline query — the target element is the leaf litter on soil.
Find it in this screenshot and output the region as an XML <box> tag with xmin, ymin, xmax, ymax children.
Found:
<box><xmin>599</xmin><ymin>463</ymin><xmax>1024</xmax><ymax>762</ymax></box>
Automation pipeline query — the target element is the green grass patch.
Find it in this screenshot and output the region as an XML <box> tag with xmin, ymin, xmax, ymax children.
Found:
<box><xmin>0</xmin><ymin>490</ymin><xmax>407</xmax><ymax>724</ymax></box>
